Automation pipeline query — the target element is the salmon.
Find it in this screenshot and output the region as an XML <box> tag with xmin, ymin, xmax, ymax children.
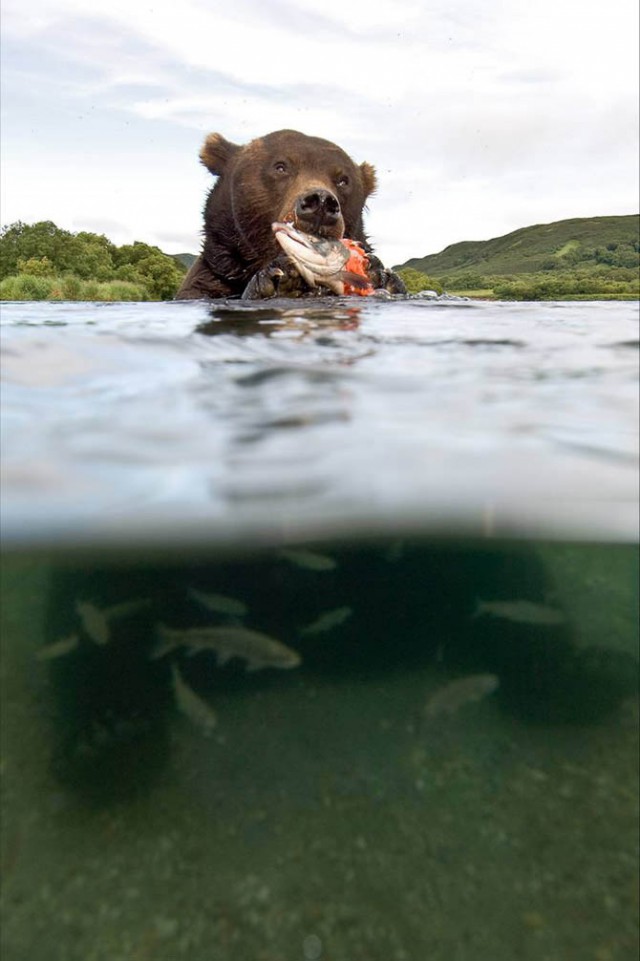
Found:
<box><xmin>272</xmin><ymin>222</ymin><xmax>374</xmax><ymax>296</ymax></box>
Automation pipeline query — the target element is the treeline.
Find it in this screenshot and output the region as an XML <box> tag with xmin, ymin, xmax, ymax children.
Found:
<box><xmin>397</xmin><ymin>265</ymin><xmax>639</xmax><ymax>300</ymax></box>
<box><xmin>0</xmin><ymin>221</ymin><xmax>187</xmax><ymax>301</ymax></box>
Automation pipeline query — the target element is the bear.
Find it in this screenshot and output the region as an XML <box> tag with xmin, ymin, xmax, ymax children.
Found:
<box><xmin>175</xmin><ymin>129</ymin><xmax>406</xmax><ymax>300</ymax></box>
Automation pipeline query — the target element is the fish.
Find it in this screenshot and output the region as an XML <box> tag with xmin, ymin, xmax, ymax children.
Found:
<box><xmin>279</xmin><ymin>548</ymin><xmax>337</xmax><ymax>571</ymax></box>
<box><xmin>272</xmin><ymin>222</ymin><xmax>372</xmax><ymax>296</ymax></box>
<box><xmin>103</xmin><ymin>598</ymin><xmax>151</xmax><ymax>620</ymax></box>
<box><xmin>171</xmin><ymin>664</ymin><xmax>217</xmax><ymax>735</ymax></box>
<box><xmin>424</xmin><ymin>673</ymin><xmax>500</xmax><ymax>718</ymax></box>
<box><xmin>300</xmin><ymin>606</ymin><xmax>353</xmax><ymax>636</ymax></box>
<box><xmin>75</xmin><ymin>600</ymin><xmax>110</xmax><ymax>645</ymax></box>
<box><xmin>473</xmin><ymin>599</ymin><xmax>566</xmax><ymax>626</ymax></box>
<box><xmin>36</xmin><ymin>633</ymin><xmax>79</xmax><ymax>661</ymax></box>
<box><xmin>187</xmin><ymin>587</ymin><xmax>248</xmax><ymax>617</ymax></box>
<box><xmin>152</xmin><ymin>623</ymin><xmax>301</xmax><ymax>671</ymax></box>
<box><xmin>75</xmin><ymin>597</ymin><xmax>151</xmax><ymax>645</ymax></box>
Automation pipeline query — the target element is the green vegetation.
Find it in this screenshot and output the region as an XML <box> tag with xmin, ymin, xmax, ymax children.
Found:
<box><xmin>396</xmin><ymin>215</ymin><xmax>639</xmax><ymax>300</ymax></box>
<box><xmin>173</xmin><ymin>252</ymin><xmax>197</xmax><ymax>270</ymax></box>
<box><xmin>3</xmin><ymin>216</ymin><xmax>638</xmax><ymax>303</ymax></box>
<box><xmin>0</xmin><ymin>221</ymin><xmax>187</xmax><ymax>301</ymax></box>
<box><xmin>0</xmin><ymin>274</ymin><xmax>148</xmax><ymax>302</ymax></box>
<box><xmin>395</xmin><ymin>267</ymin><xmax>443</xmax><ymax>294</ymax></box>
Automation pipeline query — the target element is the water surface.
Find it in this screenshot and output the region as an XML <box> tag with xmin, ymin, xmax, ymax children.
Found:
<box><xmin>1</xmin><ymin>297</ymin><xmax>638</xmax><ymax>961</ymax></box>
<box><xmin>1</xmin><ymin>297</ymin><xmax>638</xmax><ymax>548</ymax></box>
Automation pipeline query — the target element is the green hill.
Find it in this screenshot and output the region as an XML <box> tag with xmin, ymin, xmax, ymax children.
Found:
<box><xmin>172</xmin><ymin>252</ymin><xmax>197</xmax><ymax>269</ymax></box>
<box><xmin>396</xmin><ymin>215</ymin><xmax>639</xmax><ymax>277</ymax></box>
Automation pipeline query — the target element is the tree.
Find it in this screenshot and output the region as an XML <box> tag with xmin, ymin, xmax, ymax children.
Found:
<box><xmin>0</xmin><ymin>221</ymin><xmax>187</xmax><ymax>299</ymax></box>
<box><xmin>16</xmin><ymin>256</ymin><xmax>55</xmax><ymax>276</ymax></box>
<box><xmin>129</xmin><ymin>253</ymin><xmax>184</xmax><ymax>300</ymax></box>
<box><xmin>449</xmin><ymin>271</ymin><xmax>486</xmax><ymax>290</ymax></box>
<box><xmin>395</xmin><ymin>267</ymin><xmax>443</xmax><ymax>294</ymax></box>
<box><xmin>0</xmin><ymin>221</ymin><xmax>80</xmax><ymax>278</ymax></box>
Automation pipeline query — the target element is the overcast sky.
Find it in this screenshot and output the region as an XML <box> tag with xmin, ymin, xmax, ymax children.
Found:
<box><xmin>1</xmin><ymin>0</ymin><xmax>638</xmax><ymax>267</ymax></box>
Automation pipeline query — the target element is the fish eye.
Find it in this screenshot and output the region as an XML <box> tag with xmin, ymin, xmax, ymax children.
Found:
<box><xmin>335</xmin><ymin>173</ymin><xmax>350</xmax><ymax>188</ymax></box>
<box><xmin>273</xmin><ymin>161</ymin><xmax>289</xmax><ymax>174</ymax></box>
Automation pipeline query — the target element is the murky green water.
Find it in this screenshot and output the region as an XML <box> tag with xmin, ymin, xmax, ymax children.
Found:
<box><xmin>1</xmin><ymin>538</ymin><xmax>638</xmax><ymax>961</ymax></box>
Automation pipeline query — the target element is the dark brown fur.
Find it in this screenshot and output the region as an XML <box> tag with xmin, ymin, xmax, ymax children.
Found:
<box><xmin>175</xmin><ymin>129</ymin><xmax>404</xmax><ymax>300</ymax></box>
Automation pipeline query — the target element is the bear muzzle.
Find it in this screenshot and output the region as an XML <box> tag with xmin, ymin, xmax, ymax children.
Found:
<box><xmin>293</xmin><ymin>189</ymin><xmax>343</xmax><ymax>237</ymax></box>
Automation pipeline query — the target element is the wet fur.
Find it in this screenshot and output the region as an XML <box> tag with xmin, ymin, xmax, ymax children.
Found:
<box><xmin>176</xmin><ymin>129</ymin><xmax>385</xmax><ymax>300</ymax></box>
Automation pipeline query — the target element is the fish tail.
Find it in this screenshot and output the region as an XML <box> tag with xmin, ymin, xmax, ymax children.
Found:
<box><xmin>150</xmin><ymin>623</ymin><xmax>177</xmax><ymax>660</ymax></box>
<box><xmin>339</xmin><ymin>271</ymin><xmax>372</xmax><ymax>290</ymax></box>
<box><xmin>471</xmin><ymin>598</ymin><xmax>484</xmax><ymax>619</ymax></box>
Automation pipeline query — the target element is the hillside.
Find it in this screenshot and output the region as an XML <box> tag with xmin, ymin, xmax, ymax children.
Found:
<box><xmin>172</xmin><ymin>252</ymin><xmax>197</xmax><ymax>269</ymax></box>
<box><xmin>397</xmin><ymin>215</ymin><xmax>639</xmax><ymax>277</ymax></box>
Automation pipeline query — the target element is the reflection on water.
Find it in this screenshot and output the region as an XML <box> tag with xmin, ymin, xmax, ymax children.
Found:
<box><xmin>1</xmin><ymin>538</ymin><xmax>638</xmax><ymax>961</ymax></box>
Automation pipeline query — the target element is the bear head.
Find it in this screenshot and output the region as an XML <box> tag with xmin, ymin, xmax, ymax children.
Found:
<box><xmin>198</xmin><ymin>129</ymin><xmax>378</xmax><ymax>285</ymax></box>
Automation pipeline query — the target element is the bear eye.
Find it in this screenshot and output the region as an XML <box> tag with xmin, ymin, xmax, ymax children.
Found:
<box><xmin>273</xmin><ymin>161</ymin><xmax>289</xmax><ymax>174</ymax></box>
<box><xmin>335</xmin><ymin>173</ymin><xmax>350</xmax><ymax>188</ymax></box>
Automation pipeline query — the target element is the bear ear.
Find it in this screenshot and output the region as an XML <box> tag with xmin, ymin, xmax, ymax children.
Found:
<box><xmin>199</xmin><ymin>133</ymin><xmax>241</xmax><ymax>176</ymax></box>
<box><xmin>359</xmin><ymin>161</ymin><xmax>377</xmax><ymax>199</ymax></box>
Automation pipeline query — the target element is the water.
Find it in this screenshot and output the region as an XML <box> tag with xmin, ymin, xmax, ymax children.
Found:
<box><xmin>1</xmin><ymin>298</ymin><xmax>638</xmax><ymax>960</ymax></box>
<box><xmin>1</xmin><ymin>298</ymin><xmax>638</xmax><ymax>546</ymax></box>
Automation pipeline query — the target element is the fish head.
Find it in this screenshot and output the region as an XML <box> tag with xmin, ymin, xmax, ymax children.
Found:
<box><xmin>272</xmin><ymin>222</ymin><xmax>350</xmax><ymax>288</ymax></box>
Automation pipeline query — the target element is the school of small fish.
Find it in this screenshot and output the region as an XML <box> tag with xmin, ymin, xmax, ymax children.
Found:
<box><xmin>36</xmin><ymin>561</ymin><xmax>568</xmax><ymax>742</ymax></box>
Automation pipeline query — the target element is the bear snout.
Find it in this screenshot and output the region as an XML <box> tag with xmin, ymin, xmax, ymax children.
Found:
<box><xmin>294</xmin><ymin>189</ymin><xmax>342</xmax><ymax>234</ymax></box>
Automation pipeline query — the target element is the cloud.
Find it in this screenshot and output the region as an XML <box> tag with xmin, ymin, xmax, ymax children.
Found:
<box><xmin>2</xmin><ymin>0</ymin><xmax>638</xmax><ymax>264</ymax></box>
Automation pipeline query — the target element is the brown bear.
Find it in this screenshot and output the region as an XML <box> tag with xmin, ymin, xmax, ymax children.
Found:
<box><xmin>175</xmin><ymin>129</ymin><xmax>405</xmax><ymax>300</ymax></box>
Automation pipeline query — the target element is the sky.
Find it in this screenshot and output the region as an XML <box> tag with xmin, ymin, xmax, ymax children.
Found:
<box><xmin>1</xmin><ymin>0</ymin><xmax>638</xmax><ymax>267</ymax></box>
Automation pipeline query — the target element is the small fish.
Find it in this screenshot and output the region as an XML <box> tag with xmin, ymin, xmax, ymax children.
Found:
<box><xmin>75</xmin><ymin>600</ymin><xmax>110</xmax><ymax>645</ymax></box>
<box><xmin>273</xmin><ymin>222</ymin><xmax>371</xmax><ymax>296</ymax></box>
<box><xmin>279</xmin><ymin>549</ymin><xmax>337</xmax><ymax>571</ymax></box>
<box><xmin>103</xmin><ymin>598</ymin><xmax>151</xmax><ymax>620</ymax></box>
<box><xmin>36</xmin><ymin>634</ymin><xmax>79</xmax><ymax>661</ymax></box>
<box><xmin>301</xmin><ymin>606</ymin><xmax>353</xmax><ymax>636</ymax></box>
<box><xmin>473</xmin><ymin>599</ymin><xmax>566</xmax><ymax>626</ymax></box>
<box><xmin>424</xmin><ymin>673</ymin><xmax>500</xmax><ymax>718</ymax></box>
<box><xmin>187</xmin><ymin>588</ymin><xmax>248</xmax><ymax>617</ymax></box>
<box><xmin>171</xmin><ymin>664</ymin><xmax>217</xmax><ymax>735</ymax></box>
<box><xmin>74</xmin><ymin>597</ymin><xmax>151</xmax><ymax>646</ymax></box>
<box><xmin>152</xmin><ymin>624</ymin><xmax>301</xmax><ymax>671</ymax></box>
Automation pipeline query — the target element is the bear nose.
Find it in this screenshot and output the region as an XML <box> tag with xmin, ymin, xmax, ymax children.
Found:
<box><xmin>295</xmin><ymin>189</ymin><xmax>341</xmax><ymax>228</ymax></box>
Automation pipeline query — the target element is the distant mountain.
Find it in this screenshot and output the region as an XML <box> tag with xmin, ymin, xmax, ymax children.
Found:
<box><xmin>172</xmin><ymin>253</ymin><xmax>197</xmax><ymax>270</ymax></box>
<box><xmin>396</xmin><ymin>215</ymin><xmax>639</xmax><ymax>277</ymax></box>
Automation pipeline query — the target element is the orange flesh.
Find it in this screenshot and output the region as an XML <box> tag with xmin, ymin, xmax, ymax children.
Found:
<box><xmin>340</xmin><ymin>239</ymin><xmax>375</xmax><ymax>296</ymax></box>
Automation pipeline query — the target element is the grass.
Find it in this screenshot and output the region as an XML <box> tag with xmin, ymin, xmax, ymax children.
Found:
<box><xmin>0</xmin><ymin>273</ymin><xmax>150</xmax><ymax>302</ymax></box>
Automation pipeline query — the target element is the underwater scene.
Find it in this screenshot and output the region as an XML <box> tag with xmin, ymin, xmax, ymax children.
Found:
<box><xmin>1</xmin><ymin>538</ymin><xmax>638</xmax><ymax>961</ymax></box>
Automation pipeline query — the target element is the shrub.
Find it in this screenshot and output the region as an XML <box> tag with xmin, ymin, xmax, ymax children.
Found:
<box><xmin>82</xmin><ymin>280</ymin><xmax>101</xmax><ymax>300</ymax></box>
<box><xmin>3</xmin><ymin>274</ymin><xmax>54</xmax><ymax>300</ymax></box>
<box><xmin>61</xmin><ymin>274</ymin><xmax>83</xmax><ymax>299</ymax></box>
<box><xmin>17</xmin><ymin>255</ymin><xmax>56</xmax><ymax>276</ymax></box>
<box><xmin>95</xmin><ymin>280</ymin><xmax>148</xmax><ymax>301</ymax></box>
<box><xmin>396</xmin><ymin>267</ymin><xmax>443</xmax><ymax>294</ymax></box>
